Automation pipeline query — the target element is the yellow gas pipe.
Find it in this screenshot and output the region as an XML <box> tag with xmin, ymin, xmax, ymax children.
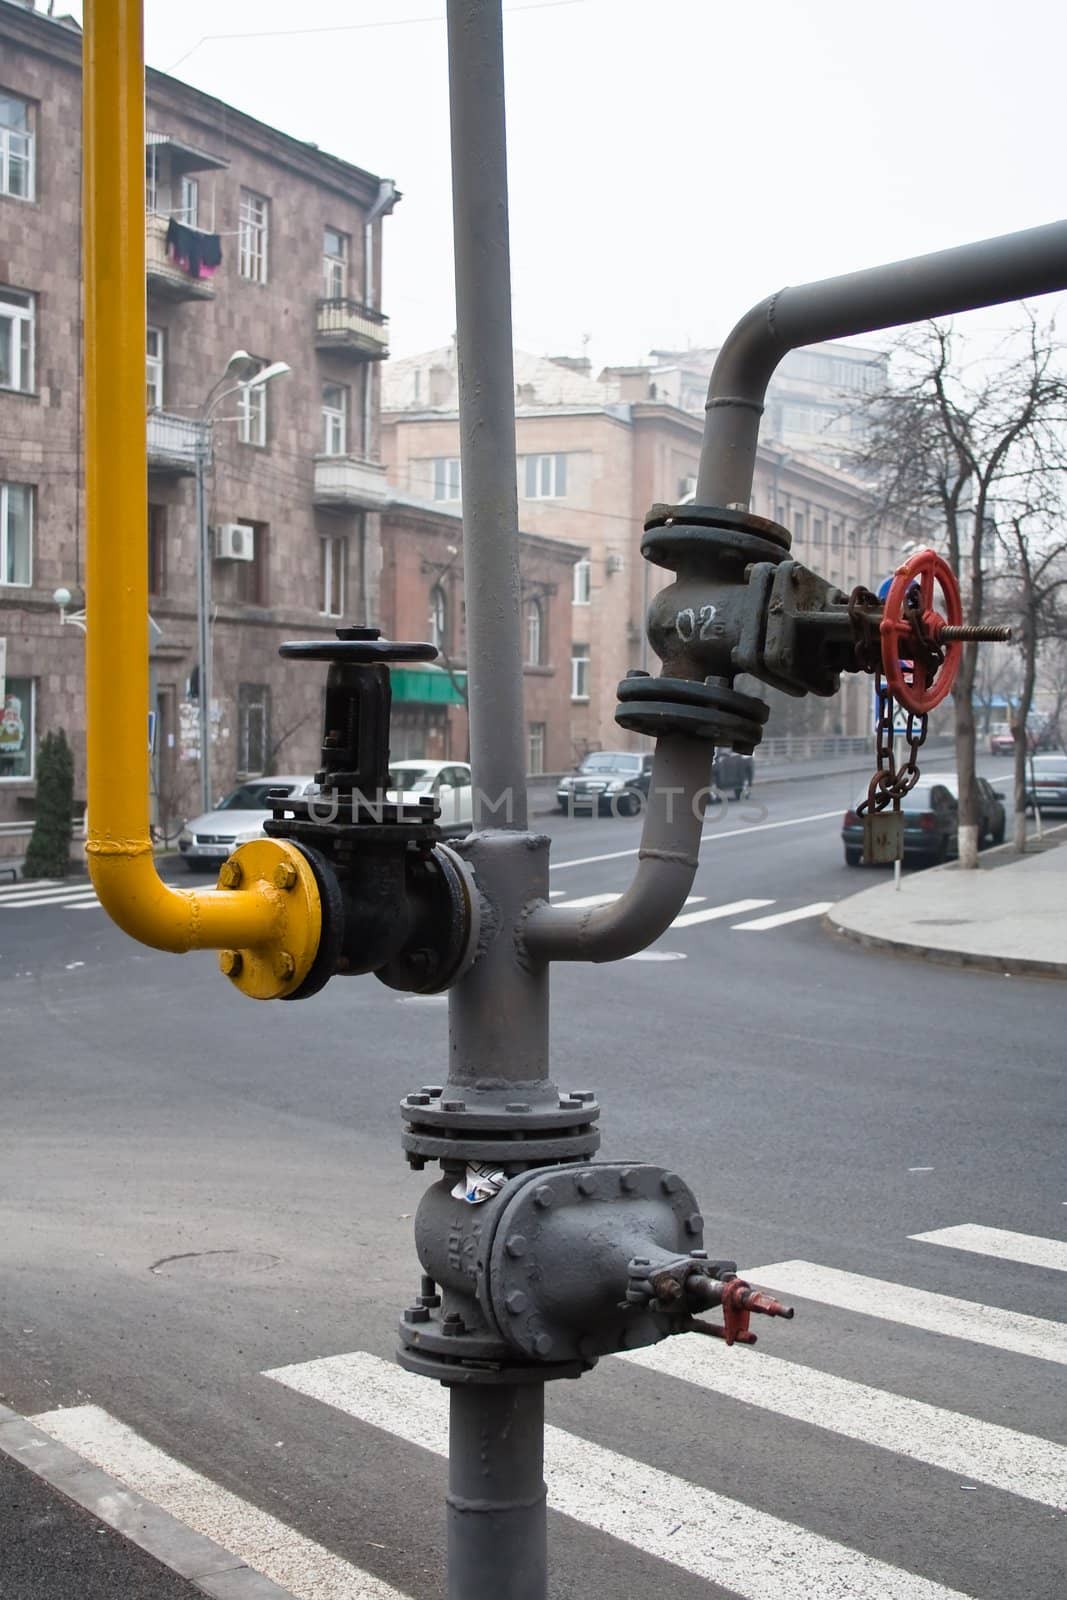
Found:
<box><xmin>82</xmin><ymin>0</ymin><xmax>321</xmax><ymax>999</ymax></box>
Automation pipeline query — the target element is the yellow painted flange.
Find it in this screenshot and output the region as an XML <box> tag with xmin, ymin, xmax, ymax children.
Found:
<box><xmin>214</xmin><ymin>838</ymin><xmax>322</xmax><ymax>1000</ymax></box>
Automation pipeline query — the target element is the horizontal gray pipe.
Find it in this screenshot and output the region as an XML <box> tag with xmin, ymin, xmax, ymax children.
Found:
<box><xmin>696</xmin><ymin>219</ymin><xmax>1067</xmax><ymax>508</ymax></box>
<box><xmin>523</xmin><ymin>737</ymin><xmax>709</xmax><ymax>963</ymax></box>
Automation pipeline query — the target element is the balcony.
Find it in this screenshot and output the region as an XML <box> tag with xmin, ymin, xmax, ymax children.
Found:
<box><xmin>313</xmin><ymin>454</ymin><xmax>389</xmax><ymax>509</ymax></box>
<box><xmin>147</xmin><ymin>411</ymin><xmax>207</xmax><ymax>475</ymax></box>
<box><xmin>146</xmin><ymin>213</ymin><xmax>218</xmax><ymax>301</ymax></box>
<box><xmin>314</xmin><ymin>298</ymin><xmax>389</xmax><ymax>361</ymax></box>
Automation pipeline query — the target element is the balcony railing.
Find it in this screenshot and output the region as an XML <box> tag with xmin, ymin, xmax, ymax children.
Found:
<box><xmin>147</xmin><ymin>410</ymin><xmax>208</xmax><ymax>475</ymax></box>
<box><xmin>313</xmin><ymin>454</ymin><xmax>389</xmax><ymax>508</ymax></box>
<box><xmin>314</xmin><ymin>298</ymin><xmax>389</xmax><ymax>360</ymax></box>
<box><xmin>145</xmin><ymin>212</ymin><xmax>218</xmax><ymax>301</ymax></box>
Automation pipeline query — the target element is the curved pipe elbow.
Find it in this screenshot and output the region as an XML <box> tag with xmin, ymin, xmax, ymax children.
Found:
<box><xmin>524</xmin><ymin>851</ymin><xmax>697</xmax><ymax>964</ymax></box>
<box><xmin>87</xmin><ymin>842</ymin><xmax>280</xmax><ymax>954</ymax></box>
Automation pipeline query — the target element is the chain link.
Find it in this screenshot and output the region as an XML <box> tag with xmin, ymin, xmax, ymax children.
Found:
<box><xmin>856</xmin><ymin>670</ymin><xmax>929</xmax><ymax>817</ymax></box>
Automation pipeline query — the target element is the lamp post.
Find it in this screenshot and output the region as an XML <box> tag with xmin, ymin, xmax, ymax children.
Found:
<box><xmin>193</xmin><ymin>354</ymin><xmax>291</xmax><ymax>813</ymax></box>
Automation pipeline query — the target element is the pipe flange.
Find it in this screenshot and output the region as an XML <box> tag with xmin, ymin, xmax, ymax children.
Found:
<box><xmin>401</xmin><ymin>1083</ymin><xmax>601</xmax><ymax>1164</ymax></box>
<box><xmin>397</xmin><ymin>1341</ymin><xmax>585</xmax><ymax>1386</ymax></box>
<box><xmin>614</xmin><ymin>674</ymin><xmax>768</xmax><ymax>751</ymax></box>
<box><xmin>642</xmin><ymin>503</ymin><xmax>791</xmax><ymax>573</ymax></box>
<box><xmin>214</xmin><ymin>838</ymin><xmax>323</xmax><ymax>1001</ymax></box>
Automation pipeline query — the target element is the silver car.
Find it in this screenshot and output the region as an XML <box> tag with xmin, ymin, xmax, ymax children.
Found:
<box><xmin>177</xmin><ymin>776</ymin><xmax>316</xmax><ymax>870</ymax></box>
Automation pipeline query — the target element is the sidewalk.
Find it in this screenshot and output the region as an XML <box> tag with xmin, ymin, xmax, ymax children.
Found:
<box><xmin>828</xmin><ymin>827</ymin><xmax>1067</xmax><ymax>978</ymax></box>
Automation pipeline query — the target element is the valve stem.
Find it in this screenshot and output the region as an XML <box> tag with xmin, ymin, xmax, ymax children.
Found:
<box><xmin>936</xmin><ymin>623</ymin><xmax>1012</xmax><ymax>643</ymax></box>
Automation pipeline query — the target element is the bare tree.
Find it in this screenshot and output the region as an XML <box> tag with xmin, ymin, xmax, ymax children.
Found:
<box><xmin>853</xmin><ymin>317</ymin><xmax>1067</xmax><ymax>866</ymax></box>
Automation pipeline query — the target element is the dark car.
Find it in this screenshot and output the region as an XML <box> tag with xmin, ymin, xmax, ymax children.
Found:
<box><xmin>840</xmin><ymin>773</ymin><xmax>1005</xmax><ymax>866</ymax></box>
<box><xmin>556</xmin><ymin>750</ymin><xmax>653</xmax><ymax>816</ymax></box>
<box><xmin>1023</xmin><ymin>754</ymin><xmax>1067</xmax><ymax>813</ymax></box>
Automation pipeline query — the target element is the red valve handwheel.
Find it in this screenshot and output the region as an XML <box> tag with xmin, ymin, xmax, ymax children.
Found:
<box><xmin>879</xmin><ymin>549</ymin><xmax>963</xmax><ymax>715</ymax></box>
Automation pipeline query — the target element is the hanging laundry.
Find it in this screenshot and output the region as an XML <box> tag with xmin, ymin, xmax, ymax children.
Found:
<box><xmin>166</xmin><ymin>217</ymin><xmax>223</xmax><ymax>279</ymax></box>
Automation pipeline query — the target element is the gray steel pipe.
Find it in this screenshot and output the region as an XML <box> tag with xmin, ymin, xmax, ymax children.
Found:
<box><xmin>696</xmin><ymin>219</ymin><xmax>1067</xmax><ymax>508</ymax></box>
<box><xmin>447</xmin><ymin>0</ymin><xmax>527</xmax><ymax>829</ymax></box>
<box><xmin>524</xmin><ymin>737</ymin><xmax>708</xmax><ymax>963</ymax></box>
<box><xmin>447</xmin><ymin>1385</ymin><xmax>547</xmax><ymax>1600</ymax></box>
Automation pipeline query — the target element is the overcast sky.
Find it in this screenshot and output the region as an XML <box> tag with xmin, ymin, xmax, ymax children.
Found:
<box><xmin>67</xmin><ymin>0</ymin><xmax>1067</xmax><ymax>366</ymax></box>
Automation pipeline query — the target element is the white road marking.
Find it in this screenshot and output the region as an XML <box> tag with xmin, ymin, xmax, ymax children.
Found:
<box><xmin>742</xmin><ymin>1261</ymin><xmax>1067</xmax><ymax>1365</ymax></box>
<box><xmin>620</xmin><ymin>1335</ymin><xmax>1067</xmax><ymax>1510</ymax></box>
<box><xmin>548</xmin><ymin>888</ymin><xmax>566</xmax><ymax>898</ymax></box>
<box><xmin>31</xmin><ymin>1404</ymin><xmax>410</xmax><ymax>1600</ymax></box>
<box><xmin>671</xmin><ymin>897</ymin><xmax>773</xmax><ymax>928</ymax></box>
<box><xmin>0</xmin><ymin>883</ymin><xmax>98</xmax><ymax>903</ymax></box>
<box><xmin>550</xmin><ymin>808</ymin><xmax>842</xmax><ymax>871</ymax></box>
<box><xmin>732</xmin><ymin>901</ymin><xmax>834</xmax><ymax>931</ymax></box>
<box><xmin>266</xmin><ymin>1351</ymin><xmax>974</xmax><ymax>1600</ymax></box>
<box><xmin>557</xmin><ymin>893</ymin><xmax>707</xmax><ymax>911</ymax></box>
<box><xmin>624</xmin><ymin>950</ymin><xmax>687</xmax><ymax>962</ymax></box>
<box><xmin>0</xmin><ymin>890</ymin><xmax>101</xmax><ymax>909</ymax></box>
<box><xmin>0</xmin><ymin>878</ymin><xmax>63</xmax><ymax>895</ymax></box>
<box><xmin>910</xmin><ymin>1225</ymin><xmax>1067</xmax><ymax>1273</ymax></box>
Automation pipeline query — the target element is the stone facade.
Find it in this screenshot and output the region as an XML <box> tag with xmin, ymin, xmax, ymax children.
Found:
<box><xmin>0</xmin><ymin>4</ymin><xmax>397</xmax><ymax>857</ymax></box>
<box><xmin>382</xmin><ymin>348</ymin><xmax>901</xmax><ymax>755</ymax></box>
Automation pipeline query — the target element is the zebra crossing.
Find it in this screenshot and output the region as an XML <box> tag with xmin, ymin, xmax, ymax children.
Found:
<box><xmin>27</xmin><ymin>1219</ymin><xmax>1067</xmax><ymax>1600</ymax></box>
<box><xmin>0</xmin><ymin>876</ymin><xmax>185</xmax><ymax>912</ymax></box>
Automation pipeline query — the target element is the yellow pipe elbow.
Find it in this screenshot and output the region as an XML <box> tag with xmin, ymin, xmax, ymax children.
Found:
<box><xmin>81</xmin><ymin>1</ymin><xmax>322</xmax><ymax>998</ymax></box>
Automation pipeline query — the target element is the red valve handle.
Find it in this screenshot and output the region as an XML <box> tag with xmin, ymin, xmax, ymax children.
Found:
<box><xmin>879</xmin><ymin>549</ymin><xmax>963</xmax><ymax>715</ymax></box>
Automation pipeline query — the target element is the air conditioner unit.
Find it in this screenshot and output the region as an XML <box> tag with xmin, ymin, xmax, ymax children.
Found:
<box><xmin>215</xmin><ymin>523</ymin><xmax>254</xmax><ymax>562</ymax></box>
<box><xmin>605</xmin><ymin>552</ymin><xmax>625</xmax><ymax>575</ymax></box>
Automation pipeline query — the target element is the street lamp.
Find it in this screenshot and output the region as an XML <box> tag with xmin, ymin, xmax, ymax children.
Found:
<box><xmin>193</xmin><ymin>355</ymin><xmax>292</xmax><ymax>813</ymax></box>
<box><xmin>53</xmin><ymin>586</ymin><xmax>87</xmax><ymax>632</ymax></box>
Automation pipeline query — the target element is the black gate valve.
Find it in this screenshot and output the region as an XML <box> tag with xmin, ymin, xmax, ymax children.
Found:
<box><xmin>263</xmin><ymin>626</ymin><xmax>477</xmax><ymax>1000</ymax></box>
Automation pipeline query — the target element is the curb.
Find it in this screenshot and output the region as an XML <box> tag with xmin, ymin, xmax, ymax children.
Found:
<box><xmin>0</xmin><ymin>1406</ymin><xmax>298</xmax><ymax>1600</ymax></box>
<box><xmin>824</xmin><ymin>912</ymin><xmax>1067</xmax><ymax>981</ymax></box>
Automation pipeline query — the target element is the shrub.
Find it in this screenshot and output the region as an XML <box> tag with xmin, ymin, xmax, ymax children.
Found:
<box><xmin>23</xmin><ymin>729</ymin><xmax>75</xmax><ymax>880</ymax></box>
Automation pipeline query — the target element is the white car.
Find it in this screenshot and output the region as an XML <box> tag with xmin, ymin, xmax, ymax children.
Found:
<box><xmin>177</xmin><ymin>775</ymin><xmax>316</xmax><ymax>870</ymax></box>
<box><xmin>388</xmin><ymin>760</ymin><xmax>473</xmax><ymax>836</ymax></box>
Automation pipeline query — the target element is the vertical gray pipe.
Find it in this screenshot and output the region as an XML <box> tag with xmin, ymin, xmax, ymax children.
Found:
<box><xmin>447</xmin><ymin>1385</ymin><xmax>547</xmax><ymax>1600</ymax></box>
<box><xmin>447</xmin><ymin>0</ymin><xmax>527</xmax><ymax>829</ymax></box>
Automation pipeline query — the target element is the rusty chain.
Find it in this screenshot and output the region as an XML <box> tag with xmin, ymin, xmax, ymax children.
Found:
<box><xmin>856</xmin><ymin>670</ymin><xmax>928</xmax><ymax>818</ymax></box>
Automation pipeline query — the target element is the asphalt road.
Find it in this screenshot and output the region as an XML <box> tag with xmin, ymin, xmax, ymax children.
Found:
<box><xmin>0</xmin><ymin>760</ymin><xmax>1064</xmax><ymax>1600</ymax></box>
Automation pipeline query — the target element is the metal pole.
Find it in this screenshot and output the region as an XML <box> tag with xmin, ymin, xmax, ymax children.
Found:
<box><xmin>447</xmin><ymin>1386</ymin><xmax>547</xmax><ymax>1600</ymax></box>
<box><xmin>195</xmin><ymin>427</ymin><xmax>213</xmax><ymax>814</ymax></box>
<box><xmin>447</xmin><ymin>0</ymin><xmax>527</xmax><ymax>830</ymax></box>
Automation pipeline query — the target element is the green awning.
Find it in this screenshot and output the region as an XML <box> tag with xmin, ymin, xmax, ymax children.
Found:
<box><xmin>391</xmin><ymin>665</ymin><xmax>467</xmax><ymax>706</ymax></box>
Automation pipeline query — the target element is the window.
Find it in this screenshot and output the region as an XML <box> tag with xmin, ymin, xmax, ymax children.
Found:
<box><xmin>323</xmin><ymin>227</ymin><xmax>348</xmax><ymax>298</ymax></box>
<box><xmin>234</xmin><ymin>519</ymin><xmax>269</xmax><ymax>605</ymax></box>
<box><xmin>678</xmin><ymin>473</ymin><xmax>697</xmax><ymax>500</ymax></box>
<box><xmin>175</xmin><ymin>174</ymin><xmax>199</xmax><ymax>227</ymax></box>
<box><xmin>0</xmin><ymin>676</ymin><xmax>35</xmax><ymax>780</ymax></box>
<box><xmin>527</xmin><ymin>723</ymin><xmax>546</xmax><ymax>777</ymax></box>
<box><xmin>571</xmin><ymin>645</ymin><xmax>590</xmax><ymax>701</ymax></box>
<box><xmin>237</xmin><ymin>683</ymin><xmax>271</xmax><ymax>776</ymax></box>
<box><xmin>812</xmin><ymin>518</ymin><xmax>825</xmax><ymax>547</ymax></box>
<box><xmin>0</xmin><ymin>93</ymin><xmax>34</xmax><ymax>201</ymax></box>
<box><xmin>0</xmin><ymin>287</ymin><xmax>35</xmax><ymax>392</ymax></box>
<box><xmin>320</xmin><ymin>534</ymin><xmax>347</xmax><ymax>617</ymax></box>
<box><xmin>238</xmin><ymin>189</ymin><xmax>269</xmax><ymax>282</ymax></box>
<box><xmin>321</xmin><ymin>384</ymin><xmax>348</xmax><ymax>455</ymax></box>
<box><xmin>146</xmin><ymin>326</ymin><xmax>164</xmax><ymax>408</ymax></box>
<box><xmin>524</xmin><ymin>598</ymin><xmax>543</xmax><ymax>667</ymax></box>
<box><xmin>572</xmin><ymin>557</ymin><xmax>591</xmax><ymax>605</ymax></box>
<box><xmin>429</xmin><ymin>584</ymin><xmax>448</xmax><ymax>652</ymax></box>
<box><xmin>148</xmin><ymin>502</ymin><xmax>167</xmax><ymax>597</ymax></box>
<box><xmin>521</xmin><ymin>453</ymin><xmax>567</xmax><ymax>499</ymax></box>
<box><xmin>1</xmin><ymin>482</ymin><xmax>32</xmax><ymax>585</ymax></box>
<box><xmin>792</xmin><ymin>510</ymin><xmax>805</xmax><ymax>539</ymax></box>
<box><xmin>237</xmin><ymin>363</ymin><xmax>268</xmax><ymax>446</ymax></box>
<box><xmin>431</xmin><ymin>457</ymin><xmax>462</xmax><ymax>501</ymax></box>
<box><xmin>831</xmin><ymin>522</ymin><xmax>843</xmax><ymax>550</ymax></box>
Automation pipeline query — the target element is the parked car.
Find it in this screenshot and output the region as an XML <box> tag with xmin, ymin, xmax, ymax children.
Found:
<box><xmin>556</xmin><ymin>750</ymin><xmax>653</xmax><ymax>816</ymax></box>
<box><xmin>1023</xmin><ymin>753</ymin><xmax>1067</xmax><ymax>814</ymax></box>
<box><xmin>841</xmin><ymin>772</ymin><xmax>1005</xmax><ymax>866</ymax></box>
<box><xmin>988</xmin><ymin>723</ymin><xmax>1014</xmax><ymax>756</ymax></box>
<box><xmin>178</xmin><ymin>775</ymin><xmax>316</xmax><ymax>870</ymax></box>
<box><xmin>387</xmin><ymin>760</ymin><xmax>473</xmax><ymax>836</ymax></box>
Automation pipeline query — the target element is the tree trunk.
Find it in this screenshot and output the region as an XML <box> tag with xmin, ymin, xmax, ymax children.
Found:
<box><xmin>954</xmin><ymin>641</ymin><xmax>980</xmax><ymax>868</ymax></box>
<box><xmin>1012</xmin><ymin>613</ymin><xmax>1037</xmax><ymax>852</ymax></box>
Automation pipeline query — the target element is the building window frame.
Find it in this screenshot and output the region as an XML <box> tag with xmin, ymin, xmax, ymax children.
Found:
<box><xmin>0</xmin><ymin>92</ymin><xmax>34</xmax><ymax>202</ymax></box>
<box><xmin>323</xmin><ymin>226</ymin><xmax>348</xmax><ymax>298</ymax></box>
<box><xmin>431</xmin><ymin>457</ymin><xmax>462</xmax><ymax>502</ymax></box>
<box><xmin>0</xmin><ymin>481</ymin><xmax>33</xmax><ymax>587</ymax></box>
<box><xmin>146</xmin><ymin>325</ymin><xmax>164</xmax><ymax>409</ymax></box>
<box><xmin>527</xmin><ymin>722</ymin><xmax>546</xmax><ymax>777</ymax></box>
<box><xmin>234</xmin><ymin>518</ymin><xmax>269</xmax><ymax>606</ymax></box>
<box><xmin>524</xmin><ymin>597</ymin><xmax>543</xmax><ymax>667</ymax></box>
<box><xmin>174</xmin><ymin>174</ymin><xmax>199</xmax><ymax>227</ymax></box>
<box><xmin>320</xmin><ymin>534</ymin><xmax>347</xmax><ymax>618</ymax></box>
<box><xmin>238</xmin><ymin>188</ymin><xmax>270</xmax><ymax>283</ymax></box>
<box><xmin>0</xmin><ymin>675</ymin><xmax>36</xmax><ymax>782</ymax></box>
<box><xmin>521</xmin><ymin>452</ymin><xmax>567</xmax><ymax>499</ymax></box>
<box><xmin>148</xmin><ymin>502</ymin><xmax>167</xmax><ymax>597</ymax></box>
<box><xmin>237</xmin><ymin>682</ymin><xmax>271</xmax><ymax>777</ymax></box>
<box><xmin>237</xmin><ymin>362</ymin><xmax>269</xmax><ymax>447</ymax></box>
<box><xmin>0</xmin><ymin>286</ymin><xmax>35</xmax><ymax>393</ymax></box>
<box><xmin>571</xmin><ymin>644</ymin><xmax>590</xmax><ymax>702</ymax></box>
<box><xmin>572</xmin><ymin>557</ymin><xmax>591</xmax><ymax>605</ymax></box>
<box><xmin>321</xmin><ymin>383</ymin><xmax>348</xmax><ymax>456</ymax></box>
<box><xmin>429</xmin><ymin>583</ymin><xmax>449</xmax><ymax>653</ymax></box>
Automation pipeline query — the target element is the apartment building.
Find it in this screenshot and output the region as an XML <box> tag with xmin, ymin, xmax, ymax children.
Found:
<box><xmin>383</xmin><ymin>347</ymin><xmax>899</xmax><ymax>756</ymax></box>
<box><xmin>0</xmin><ymin>3</ymin><xmax>399</xmax><ymax>854</ymax></box>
